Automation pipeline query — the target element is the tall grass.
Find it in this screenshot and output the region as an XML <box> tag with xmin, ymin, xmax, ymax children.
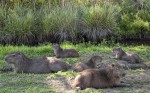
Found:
<box><xmin>42</xmin><ymin>6</ymin><xmax>78</xmax><ymax>42</ymax></box>
<box><xmin>80</xmin><ymin>4</ymin><xmax>118</xmax><ymax>41</ymax></box>
<box><xmin>0</xmin><ymin>0</ymin><xmax>149</xmax><ymax>45</ymax></box>
<box><xmin>6</xmin><ymin>8</ymin><xmax>33</xmax><ymax>34</ymax></box>
<box><xmin>1</xmin><ymin>0</ymin><xmax>116</xmax><ymax>44</ymax></box>
<box><xmin>0</xmin><ymin>0</ymin><xmax>119</xmax><ymax>45</ymax></box>
<box><xmin>2</xmin><ymin>4</ymin><xmax>34</xmax><ymax>44</ymax></box>
<box><xmin>0</xmin><ymin>5</ymin><xmax>5</xmax><ymax>27</ymax></box>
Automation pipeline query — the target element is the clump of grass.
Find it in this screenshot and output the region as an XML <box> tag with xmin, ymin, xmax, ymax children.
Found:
<box><xmin>0</xmin><ymin>5</ymin><xmax>7</xmax><ymax>41</ymax></box>
<box><xmin>80</xmin><ymin>4</ymin><xmax>119</xmax><ymax>41</ymax></box>
<box><xmin>42</xmin><ymin>6</ymin><xmax>78</xmax><ymax>42</ymax></box>
<box><xmin>0</xmin><ymin>5</ymin><xmax>6</xmax><ymax>27</ymax></box>
<box><xmin>117</xmin><ymin>0</ymin><xmax>150</xmax><ymax>38</ymax></box>
<box><xmin>3</xmin><ymin>4</ymin><xmax>34</xmax><ymax>44</ymax></box>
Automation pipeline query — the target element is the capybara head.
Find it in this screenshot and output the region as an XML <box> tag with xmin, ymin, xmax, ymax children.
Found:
<box><xmin>109</xmin><ymin>63</ymin><xmax>126</xmax><ymax>78</ymax></box>
<box><xmin>52</xmin><ymin>44</ymin><xmax>60</xmax><ymax>50</ymax></box>
<box><xmin>89</xmin><ymin>55</ymin><xmax>102</xmax><ymax>65</ymax></box>
<box><xmin>4</xmin><ymin>52</ymin><xmax>26</xmax><ymax>64</ymax></box>
<box><xmin>112</xmin><ymin>47</ymin><xmax>124</xmax><ymax>56</ymax></box>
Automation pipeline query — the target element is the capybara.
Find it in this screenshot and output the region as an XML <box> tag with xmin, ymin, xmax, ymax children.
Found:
<box><xmin>97</xmin><ymin>61</ymin><xmax>149</xmax><ymax>70</ymax></box>
<box><xmin>71</xmin><ymin>55</ymin><xmax>102</xmax><ymax>72</ymax></box>
<box><xmin>72</xmin><ymin>63</ymin><xmax>130</xmax><ymax>90</ymax></box>
<box><xmin>4</xmin><ymin>52</ymin><xmax>68</xmax><ymax>74</ymax></box>
<box><xmin>112</xmin><ymin>47</ymin><xmax>144</xmax><ymax>63</ymax></box>
<box><xmin>116</xmin><ymin>61</ymin><xmax>149</xmax><ymax>69</ymax></box>
<box><xmin>52</xmin><ymin>44</ymin><xmax>79</xmax><ymax>58</ymax></box>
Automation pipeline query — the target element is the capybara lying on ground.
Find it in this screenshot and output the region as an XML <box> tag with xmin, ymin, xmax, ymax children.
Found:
<box><xmin>4</xmin><ymin>52</ymin><xmax>68</xmax><ymax>74</ymax></box>
<box><xmin>97</xmin><ymin>60</ymin><xmax>149</xmax><ymax>70</ymax></box>
<box><xmin>72</xmin><ymin>63</ymin><xmax>130</xmax><ymax>90</ymax></box>
<box><xmin>112</xmin><ymin>47</ymin><xmax>144</xmax><ymax>63</ymax></box>
<box><xmin>52</xmin><ymin>44</ymin><xmax>79</xmax><ymax>58</ymax></box>
<box><xmin>71</xmin><ymin>55</ymin><xmax>102</xmax><ymax>72</ymax></box>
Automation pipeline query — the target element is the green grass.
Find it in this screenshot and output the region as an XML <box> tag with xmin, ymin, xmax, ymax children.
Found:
<box><xmin>0</xmin><ymin>42</ymin><xmax>150</xmax><ymax>93</ymax></box>
<box><xmin>126</xmin><ymin>69</ymin><xmax>145</xmax><ymax>73</ymax></box>
<box><xmin>0</xmin><ymin>73</ymin><xmax>56</xmax><ymax>93</ymax></box>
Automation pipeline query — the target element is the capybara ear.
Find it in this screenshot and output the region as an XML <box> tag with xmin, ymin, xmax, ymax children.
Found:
<box><xmin>112</xmin><ymin>63</ymin><xmax>115</xmax><ymax>67</ymax></box>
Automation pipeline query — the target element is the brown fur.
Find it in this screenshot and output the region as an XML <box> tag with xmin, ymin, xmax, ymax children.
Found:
<box><xmin>4</xmin><ymin>52</ymin><xmax>68</xmax><ymax>74</ymax></box>
<box><xmin>52</xmin><ymin>44</ymin><xmax>79</xmax><ymax>58</ymax></box>
<box><xmin>117</xmin><ymin>61</ymin><xmax>149</xmax><ymax>70</ymax></box>
<box><xmin>97</xmin><ymin>61</ymin><xmax>149</xmax><ymax>70</ymax></box>
<box><xmin>112</xmin><ymin>47</ymin><xmax>143</xmax><ymax>64</ymax></box>
<box><xmin>71</xmin><ymin>56</ymin><xmax>102</xmax><ymax>72</ymax></box>
<box><xmin>72</xmin><ymin>63</ymin><xmax>129</xmax><ymax>90</ymax></box>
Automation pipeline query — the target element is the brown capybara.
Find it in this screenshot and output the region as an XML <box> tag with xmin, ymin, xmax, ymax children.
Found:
<box><xmin>112</xmin><ymin>47</ymin><xmax>144</xmax><ymax>63</ymax></box>
<box><xmin>96</xmin><ymin>61</ymin><xmax>149</xmax><ymax>70</ymax></box>
<box><xmin>71</xmin><ymin>55</ymin><xmax>102</xmax><ymax>72</ymax></box>
<box><xmin>116</xmin><ymin>61</ymin><xmax>149</xmax><ymax>69</ymax></box>
<box><xmin>72</xmin><ymin>63</ymin><xmax>130</xmax><ymax>90</ymax></box>
<box><xmin>52</xmin><ymin>44</ymin><xmax>79</xmax><ymax>58</ymax></box>
<box><xmin>4</xmin><ymin>52</ymin><xmax>69</xmax><ymax>74</ymax></box>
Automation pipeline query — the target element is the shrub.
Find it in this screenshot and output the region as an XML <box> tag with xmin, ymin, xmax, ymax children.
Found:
<box><xmin>0</xmin><ymin>5</ymin><xmax>6</xmax><ymax>29</ymax></box>
<box><xmin>117</xmin><ymin>0</ymin><xmax>150</xmax><ymax>39</ymax></box>
<box><xmin>0</xmin><ymin>0</ymin><xmax>149</xmax><ymax>45</ymax></box>
<box><xmin>42</xmin><ymin>6</ymin><xmax>78</xmax><ymax>42</ymax></box>
<box><xmin>80</xmin><ymin>4</ymin><xmax>119</xmax><ymax>41</ymax></box>
<box><xmin>3</xmin><ymin>4</ymin><xmax>34</xmax><ymax>44</ymax></box>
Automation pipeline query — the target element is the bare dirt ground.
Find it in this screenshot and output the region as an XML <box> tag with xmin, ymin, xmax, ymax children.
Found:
<box><xmin>45</xmin><ymin>53</ymin><xmax>150</xmax><ymax>93</ymax></box>
<box><xmin>46</xmin><ymin>76</ymin><xmax>74</xmax><ymax>93</ymax></box>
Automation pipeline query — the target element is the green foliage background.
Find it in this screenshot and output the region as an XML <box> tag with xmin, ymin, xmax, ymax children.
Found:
<box><xmin>0</xmin><ymin>0</ymin><xmax>149</xmax><ymax>45</ymax></box>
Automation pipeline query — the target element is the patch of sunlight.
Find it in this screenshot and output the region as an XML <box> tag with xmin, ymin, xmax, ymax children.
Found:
<box><xmin>127</xmin><ymin>68</ymin><xmax>145</xmax><ymax>73</ymax></box>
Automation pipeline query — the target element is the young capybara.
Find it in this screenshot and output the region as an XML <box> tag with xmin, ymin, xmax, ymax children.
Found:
<box><xmin>72</xmin><ymin>63</ymin><xmax>130</xmax><ymax>90</ymax></box>
<box><xmin>52</xmin><ymin>44</ymin><xmax>79</xmax><ymax>58</ymax></box>
<box><xmin>112</xmin><ymin>47</ymin><xmax>144</xmax><ymax>63</ymax></box>
<box><xmin>71</xmin><ymin>55</ymin><xmax>102</xmax><ymax>72</ymax></box>
<box><xmin>4</xmin><ymin>52</ymin><xmax>69</xmax><ymax>74</ymax></box>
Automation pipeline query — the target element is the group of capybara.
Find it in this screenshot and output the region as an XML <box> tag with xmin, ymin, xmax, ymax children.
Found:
<box><xmin>3</xmin><ymin>44</ymin><xmax>149</xmax><ymax>90</ymax></box>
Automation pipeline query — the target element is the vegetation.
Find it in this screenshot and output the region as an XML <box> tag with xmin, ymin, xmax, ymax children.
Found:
<box><xmin>117</xmin><ymin>0</ymin><xmax>150</xmax><ymax>39</ymax></box>
<box><xmin>0</xmin><ymin>42</ymin><xmax>150</xmax><ymax>92</ymax></box>
<box><xmin>0</xmin><ymin>1</ymin><xmax>149</xmax><ymax>92</ymax></box>
<box><xmin>0</xmin><ymin>0</ymin><xmax>149</xmax><ymax>45</ymax></box>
